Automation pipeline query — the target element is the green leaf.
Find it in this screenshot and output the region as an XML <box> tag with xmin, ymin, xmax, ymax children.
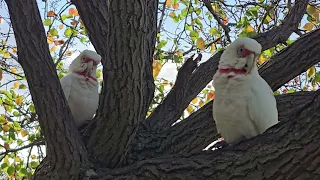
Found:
<box><xmin>80</xmin><ymin>37</ymin><xmax>86</xmax><ymax>43</ymax></box>
<box><xmin>13</xmin><ymin>111</ymin><xmax>19</xmax><ymax>117</ymax></box>
<box><xmin>64</xmin><ymin>28</ymin><xmax>73</xmax><ymax>37</ymax></box>
<box><xmin>61</xmin><ymin>14</ymin><xmax>67</xmax><ymax>21</ymax></box>
<box><xmin>189</xmin><ymin>30</ymin><xmax>199</xmax><ymax>41</ymax></box>
<box><xmin>158</xmin><ymin>40</ymin><xmax>167</xmax><ymax>49</ymax></box>
<box><xmin>9</xmin><ymin>128</ymin><xmax>15</xmax><ymax>140</ymax></box>
<box><xmin>43</xmin><ymin>19</ymin><xmax>52</xmax><ymax>26</ymax></box>
<box><xmin>1</xmin><ymin>163</ymin><xmax>8</xmax><ymax>169</ymax></box>
<box><xmin>49</xmin><ymin>28</ymin><xmax>58</xmax><ymax>37</ymax></box>
<box><xmin>30</xmin><ymin>161</ymin><xmax>39</xmax><ymax>169</ymax></box>
<box><xmin>19</xmin><ymin>168</ymin><xmax>28</xmax><ymax>176</ymax></box>
<box><xmin>7</xmin><ymin>166</ymin><xmax>15</xmax><ymax>175</ymax></box>
<box><xmin>209</xmin><ymin>28</ymin><xmax>220</xmax><ymax>35</ymax></box>
<box><xmin>19</xmin><ymin>84</ymin><xmax>27</xmax><ymax>89</ymax></box>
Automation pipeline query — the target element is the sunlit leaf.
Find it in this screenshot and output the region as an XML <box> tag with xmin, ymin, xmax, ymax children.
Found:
<box><xmin>210</xmin><ymin>43</ymin><xmax>216</xmax><ymax>53</ymax></box>
<box><xmin>64</xmin><ymin>28</ymin><xmax>73</xmax><ymax>37</ymax></box>
<box><xmin>303</xmin><ymin>22</ymin><xmax>313</xmax><ymax>31</ymax></box>
<box><xmin>196</xmin><ymin>38</ymin><xmax>205</xmax><ymax>50</ymax></box>
<box><xmin>13</xmin><ymin>82</ymin><xmax>19</xmax><ymax>89</ymax></box>
<box><xmin>21</xmin><ymin>130</ymin><xmax>28</xmax><ymax>137</ymax></box>
<box><xmin>49</xmin><ymin>28</ymin><xmax>58</xmax><ymax>37</ymax></box>
<box><xmin>307</xmin><ymin>66</ymin><xmax>316</xmax><ymax>79</ymax></box>
<box><xmin>166</xmin><ymin>0</ymin><xmax>171</xmax><ymax>7</ymax></box>
<box><xmin>43</xmin><ymin>19</ymin><xmax>52</xmax><ymax>26</ymax></box>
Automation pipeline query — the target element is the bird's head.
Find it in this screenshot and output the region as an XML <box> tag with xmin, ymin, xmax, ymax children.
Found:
<box><xmin>69</xmin><ymin>49</ymin><xmax>101</xmax><ymax>81</ymax></box>
<box><xmin>218</xmin><ymin>37</ymin><xmax>261</xmax><ymax>75</ymax></box>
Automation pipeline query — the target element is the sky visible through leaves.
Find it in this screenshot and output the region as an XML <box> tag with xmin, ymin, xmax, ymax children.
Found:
<box><xmin>0</xmin><ymin>0</ymin><xmax>319</xmax><ymax>179</ymax></box>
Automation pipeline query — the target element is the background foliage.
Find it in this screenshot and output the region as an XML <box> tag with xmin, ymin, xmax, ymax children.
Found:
<box><xmin>0</xmin><ymin>0</ymin><xmax>319</xmax><ymax>179</ymax></box>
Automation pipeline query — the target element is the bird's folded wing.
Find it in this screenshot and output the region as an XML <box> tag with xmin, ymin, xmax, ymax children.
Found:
<box><xmin>248</xmin><ymin>76</ymin><xmax>278</xmax><ymax>134</ymax></box>
<box><xmin>60</xmin><ymin>74</ymin><xmax>73</xmax><ymax>102</ymax></box>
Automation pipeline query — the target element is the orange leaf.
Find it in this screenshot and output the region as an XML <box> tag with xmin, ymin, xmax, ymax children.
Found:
<box><xmin>4</xmin><ymin>142</ymin><xmax>9</xmax><ymax>150</ymax></box>
<box><xmin>59</xmin><ymin>24</ymin><xmax>63</xmax><ymax>30</ymax></box>
<box><xmin>13</xmin><ymin>82</ymin><xmax>19</xmax><ymax>89</ymax></box>
<box><xmin>50</xmin><ymin>46</ymin><xmax>56</xmax><ymax>52</ymax></box>
<box><xmin>69</xmin><ymin>8</ymin><xmax>77</xmax><ymax>16</ymax></box>
<box><xmin>66</xmin><ymin>51</ymin><xmax>72</xmax><ymax>56</ymax></box>
<box><xmin>166</xmin><ymin>0</ymin><xmax>171</xmax><ymax>7</ymax></box>
<box><xmin>207</xmin><ymin>91</ymin><xmax>215</xmax><ymax>101</ymax></box>
<box><xmin>21</xmin><ymin>130</ymin><xmax>28</xmax><ymax>137</ymax></box>
<box><xmin>187</xmin><ymin>105</ymin><xmax>193</xmax><ymax>113</ymax></box>
<box><xmin>172</xmin><ymin>3</ymin><xmax>179</xmax><ymax>9</ymax></box>
<box><xmin>223</xmin><ymin>17</ymin><xmax>228</xmax><ymax>25</ymax></box>
<box><xmin>15</xmin><ymin>97</ymin><xmax>23</xmax><ymax>105</ymax></box>
<box><xmin>54</xmin><ymin>40</ymin><xmax>65</xmax><ymax>46</ymax></box>
<box><xmin>162</xmin><ymin>79</ymin><xmax>169</xmax><ymax>85</ymax></box>
<box><xmin>199</xmin><ymin>100</ymin><xmax>204</xmax><ymax>107</ymax></box>
<box><xmin>12</xmin><ymin>48</ymin><xmax>17</xmax><ymax>53</ymax></box>
<box><xmin>47</xmin><ymin>11</ymin><xmax>55</xmax><ymax>17</ymax></box>
<box><xmin>71</xmin><ymin>20</ymin><xmax>78</xmax><ymax>25</ymax></box>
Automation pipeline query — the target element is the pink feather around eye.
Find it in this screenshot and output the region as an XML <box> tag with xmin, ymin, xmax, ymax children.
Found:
<box><xmin>239</xmin><ymin>48</ymin><xmax>254</xmax><ymax>58</ymax></box>
<box><xmin>83</xmin><ymin>57</ymin><xmax>99</xmax><ymax>66</ymax></box>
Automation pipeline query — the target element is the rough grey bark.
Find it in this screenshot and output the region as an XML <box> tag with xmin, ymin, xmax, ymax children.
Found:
<box><xmin>5</xmin><ymin>0</ymin><xmax>89</xmax><ymax>179</ymax></box>
<box><xmin>71</xmin><ymin>0</ymin><xmax>158</xmax><ymax>168</ymax></box>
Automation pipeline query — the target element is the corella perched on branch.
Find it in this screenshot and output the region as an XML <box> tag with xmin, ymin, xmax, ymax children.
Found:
<box><xmin>60</xmin><ymin>49</ymin><xmax>101</xmax><ymax>128</ymax></box>
<box><xmin>212</xmin><ymin>37</ymin><xmax>278</xmax><ymax>144</ymax></box>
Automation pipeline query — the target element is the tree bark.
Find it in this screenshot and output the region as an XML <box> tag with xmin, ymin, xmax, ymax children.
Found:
<box><xmin>72</xmin><ymin>0</ymin><xmax>158</xmax><ymax>168</ymax></box>
<box><xmin>91</xmin><ymin>89</ymin><xmax>320</xmax><ymax>180</ymax></box>
<box><xmin>144</xmin><ymin>0</ymin><xmax>308</xmax><ymax>132</ymax></box>
<box><xmin>5</xmin><ymin>0</ymin><xmax>89</xmax><ymax>179</ymax></box>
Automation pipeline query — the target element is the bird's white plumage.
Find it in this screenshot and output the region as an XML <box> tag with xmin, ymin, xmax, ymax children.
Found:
<box><xmin>60</xmin><ymin>49</ymin><xmax>101</xmax><ymax>128</ymax></box>
<box><xmin>212</xmin><ymin>37</ymin><xmax>278</xmax><ymax>143</ymax></box>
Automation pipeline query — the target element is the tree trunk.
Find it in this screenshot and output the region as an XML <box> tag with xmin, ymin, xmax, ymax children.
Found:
<box><xmin>5</xmin><ymin>0</ymin><xmax>89</xmax><ymax>179</ymax></box>
<box><xmin>6</xmin><ymin>0</ymin><xmax>320</xmax><ymax>179</ymax></box>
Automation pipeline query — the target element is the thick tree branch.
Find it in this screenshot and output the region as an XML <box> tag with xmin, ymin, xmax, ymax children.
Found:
<box><xmin>72</xmin><ymin>0</ymin><xmax>158</xmax><ymax>168</ymax></box>
<box><xmin>146</xmin><ymin>0</ymin><xmax>308</xmax><ymax>132</ymax></box>
<box><xmin>128</xmin><ymin>90</ymin><xmax>318</xmax><ymax>163</ymax></box>
<box><xmin>5</xmin><ymin>0</ymin><xmax>89</xmax><ymax>179</ymax></box>
<box><xmin>95</xmin><ymin>89</ymin><xmax>320</xmax><ymax>179</ymax></box>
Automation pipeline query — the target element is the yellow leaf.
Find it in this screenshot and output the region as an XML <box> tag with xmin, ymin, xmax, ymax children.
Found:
<box><xmin>59</xmin><ymin>24</ymin><xmax>63</xmax><ymax>30</ymax></box>
<box><xmin>196</xmin><ymin>37</ymin><xmax>205</xmax><ymax>50</ymax></box>
<box><xmin>50</xmin><ymin>46</ymin><xmax>56</xmax><ymax>52</ymax></box>
<box><xmin>13</xmin><ymin>82</ymin><xmax>19</xmax><ymax>89</ymax></box>
<box><xmin>199</xmin><ymin>100</ymin><xmax>204</xmax><ymax>107</ymax></box>
<box><xmin>21</xmin><ymin>130</ymin><xmax>28</xmax><ymax>137</ymax></box>
<box><xmin>11</xmin><ymin>68</ymin><xmax>17</xmax><ymax>74</ymax></box>
<box><xmin>176</xmin><ymin>51</ymin><xmax>183</xmax><ymax>57</ymax></box>
<box><xmin>303</xmin><ymin>22</ymin><xmax>313</xmax><ymax>31</ymax></box>
<box><xmin>15</xmin><ymin>97</ymin><xmax>23</xmax><ymax>105</ymax></box>
<box><xmin>3</xmin><ymin>125</ymin><xmax>10</xmax><ymax>132</ymax></box>
<box><xmin>169</xmin><ymin>12</ymin><xmax>176</xmax><ymax>18</ymax></box>
<box><xmin>66</xmin><ymin>51</ymin><xmax>72</xmax><ymax>56</ymax></box>
<box><xmin>166</xmin><ymin>0</ymin><xmax>171</xmax><ymax>7</ymax></box>
<box><xmin>210</xmin><ymin>43</ymin><xmax>216</xmax><ymax>53</ymax></box>
<box><xmin>192</xmin><ymin>97</ymin><xmax>198</xmax><ymax>104</ymax></box>
<box><xmin>307</xmin><ymin>5</ymin><xmax>317</xmax><ymax>15</ymax></box>
<box><xmin>152</xmin><ymin>62</ymin><xmax>162</xmax><ymax>78</ymax></box>
<box><xmin>307</xmin><ymin>66</ymin><xmax>316</xmax><ymax>78</ymax></box>
<box><xmin>186</xmin><ymin>105</ymin><xmax>193</xmax><ymax>113</ymax></box>
<box><xmin>15</xmin><ymin>156</ymin><xmax>21</xmax><ymax>162</ymax></box>
<box><xmin>243</xmin><ymin>25</ymin><xmax>254</xmax><ymax>33</ymax></box>
<box><xmin>12</xmin><ymin>48</ymin><xmax>17</xmax><ymax>53</ymax></box>
<box><xmin>31</xmin><ymin>155</ymin><xmax>36</xmax><ymax>159</ymax></box>
<box><xmin>258</xmin><ymin>55</ymin><xmax>267</xmax><ymax>64</ymax></box>
<box><xmin>3</xmin><ymin>52</ymin><xmax>9</xmax><ymax>58</ymax></box>
<box><xmin>1</xmin><ymin>40</ymin><xmax>6</xmax><ymax>45</ymax></box>
<box><xmin>162</xmin><ymin>80</ymin><xmax>169</xmax><ymax>85</ymax></box>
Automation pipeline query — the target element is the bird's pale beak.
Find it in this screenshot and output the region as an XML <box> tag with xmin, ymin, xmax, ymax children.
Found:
<box><xmin>85</xmin><ymin>61</ymin><xmax>94</xmax><ymax>76</ymax></box>
<box><xmin>245</xmin><ymin>54</ymin><xmax>256</xmax><ymax>74</ymax></box>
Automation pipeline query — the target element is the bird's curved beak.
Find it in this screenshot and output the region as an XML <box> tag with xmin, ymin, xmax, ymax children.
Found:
<box><xmin>85</xmin><ymin>61</ymin><xmax>94</xmax><ymax>76</ymax></box>
<box><xmin>245</xmin><ymin>54</ymin><xmax>256</xmax><ymax>74</ymax></box>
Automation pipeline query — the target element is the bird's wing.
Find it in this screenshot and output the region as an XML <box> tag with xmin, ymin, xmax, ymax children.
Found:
<box><xmin>60</xmin><ymin>74</ymin><xmax>73</xmax><ymax>102</ymax></box>
<box><xmin>248</xmin><ymin>75</ymin><xmax>278</xmax><ymax>134</ymax></box>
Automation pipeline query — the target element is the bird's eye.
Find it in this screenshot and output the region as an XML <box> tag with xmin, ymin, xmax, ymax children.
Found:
<box><xmin>237</xmin><ymin>48</ymin><xmax>244</xmax><ymax>56</ymax></box>
<box><xmin>82</xmin><ymin>57</ymin><xmax>86</xmax><ymax>61</ymax></box>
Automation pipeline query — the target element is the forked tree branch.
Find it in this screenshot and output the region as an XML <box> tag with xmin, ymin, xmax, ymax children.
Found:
<box><xmin>5</xmin><ymin>0</ymin><xmax>89</xmax><ymax>178</ymax></box>
<box><xmin>95</xmin><ymin>89</ymin><xmax>320</xmax><ymax>179</ymax></box>
<box><xmin>128</xmin><ymin>91</ymin><xmax>318</xmax><ymax>163</ymax></box>
<box><xmin>129</xmin><ymin>27</ymin><xmax>320</xmax><ymax>162</ymax></box>
<box><xmin>146</xmin><ymin>0</ymin><xmax>308</xmax><ymax>132</ymax></box>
